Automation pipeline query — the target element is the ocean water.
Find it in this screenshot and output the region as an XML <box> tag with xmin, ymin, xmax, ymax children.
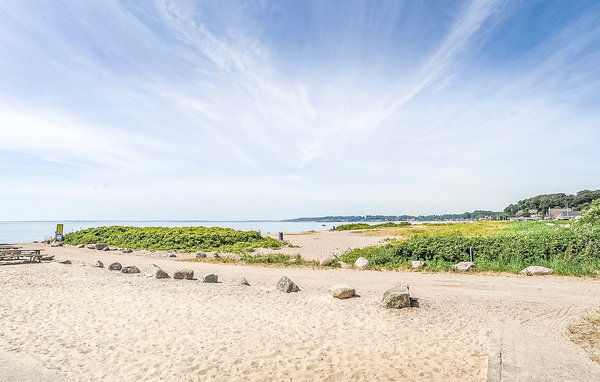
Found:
<box><xmin>0</xmin><ymin>220</ymin><xmax>349</xmax><ymax>244</ymax></box>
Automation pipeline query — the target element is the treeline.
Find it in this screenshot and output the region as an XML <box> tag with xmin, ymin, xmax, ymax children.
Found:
<box><xmin>504</xmin><ymin>189</ymin><xmax>600</xmax><ymax>216</ymax></box>
<box><xmin>285</xmin><ymin>210</ymin><xmax>498</xmax><ymax>223</ymax></box>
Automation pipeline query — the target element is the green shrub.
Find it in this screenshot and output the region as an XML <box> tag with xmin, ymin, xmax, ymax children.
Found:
<box><xmin>63</xmin><ymin>226</ymin><xmax>283</xmax><ymax>253</ymax></box>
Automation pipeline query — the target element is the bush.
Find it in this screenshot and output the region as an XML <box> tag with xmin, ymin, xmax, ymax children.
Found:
<box><xmin>63</xmin><ymin>226</ymin><xmax>283</xmax><ymax>253</ymax></box>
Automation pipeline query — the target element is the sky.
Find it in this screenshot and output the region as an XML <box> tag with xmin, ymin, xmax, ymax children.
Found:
<box><xmin>1</xmin><ymin>0</ymin><xmax>599</xmax><ymax>220</ymax></box>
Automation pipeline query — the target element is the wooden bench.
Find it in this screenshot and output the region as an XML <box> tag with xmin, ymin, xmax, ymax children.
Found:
<box><xmin>0</xmin><ymin>249</ymin><xmax>44</xmax><ymax>263</ymax></box>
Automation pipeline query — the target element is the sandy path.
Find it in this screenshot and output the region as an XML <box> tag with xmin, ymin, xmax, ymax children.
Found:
<box><xmin>0</xmin><ymin>243</ymin><xmax>599</xmax><ymax>381</ymax></box>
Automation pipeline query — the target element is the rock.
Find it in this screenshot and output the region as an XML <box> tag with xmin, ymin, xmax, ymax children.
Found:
<box><xmin>50</xmin><ymin>240</ymin><xmax>62</xmax><ymax>247</ymax></box>
<box><xmin>86</xmin><ymin>244</ymin><xmax>96</xmax><ymax>249</ymax></box>
<box><xmin>95</xmin><ymin>243</ymin><xmax>108</xmax><ymax>250</ymax></box>
<box><xmin>276</xmin><ymin>276</ymin><xmax>300</xmax><ymax>293</ymax></box>
<box><xmin>381</xmin><ymin>284</ymin><xmax>410</xmax><ymax>309</ymax></box>
<box><xmin>195</xmin><ymin>251</ymin><xmax>207</xmax><ymax>259</ymax></box>
<box><xmin>213</xmin><ymin>253</ymin><xmax>221</xmax><ymax>259</ymax></box>
<box><xmin>520</xmin><ymin>266</ymin><xmax>554</xmax><ymax>276</ymax></box>
<box><xmin>231</xmin><ymin>277</ymin><xmax>250</xmax><ymax>286</ymax></box>
<box><xmin>453</xmin><ymin>261</ymin><xmax>475</xmax><ymax>272</ymax></box>
<box><xmin>167</xmin><ymin>253</ymin><xmax>176</xmax><ymax>258</ymax></box>
<box><xmin>201</xmin><ymin>273</ymin><xmax>218</xmax><ymax>283</ymax></box>
<box><xmin>145</xmin><ymin>264</ymin><xmax>170</xmax><ymax>279</ymax></box>
<box><xmin>320</xmin><ymin>256</ymin><xmax>335</xmax><ymax>266</ymax></box>
<box><xmin>94</xmin><ymin>260</ymin><xmax>104</xmax><ymax>268</ymax></box>
<box><xmin>59</xmin><ymin>260</ymin><xmax>71</xmax><ymax>264</ymax></box>
<box><xmin>121</xmin><ymin>266</ymin><xmax>140</xmax><ymax>274</ymax></box>
<box><xmin>288</xmin><ymin>258</ymin><xmax>297</xmax><ymax>263</ymax></box>
<box><xmin>41</xmin><ymin>255</ymin><xmax>55</xmax><ymax>261</ymax></box>
<box><xmin>174</xmin><ymin>269</ymin><xmax>194</xmax><ymax>280</ymax></box>
<box><xmin>329</xmin><ymin>284</ymin><xmax>355</xmax><ymax>299</ymax></box>
<box><xmin>121</xmin><ymin>248</ymin><xmax>133</xmax><ymax>254</ymax></box>
<box><xmin>233</xmin><ymin>257</ymin><xmax>242</xmax><ymax>261</ymax></box>
<box><xmin>339</xmin><ymin>261</ymin><xmax>350</xmax><ymax>269</ymax></box>
<box><xmin>77</xmin><ymin>244</ymin><xmax>85</xmax><ymax>248</ymax></box>
<box><xmin>354</xmin><ymin>257</ymin><xmax>369</xmax><ymax>269</ymax></box>
<box><xmin>108</xmin><ymin>262</ymin><xmax>122</xmax><ymax>271</ymax></box>
<box><xmin>411</xmin><ymin>260</ymin><xmax>426</xmax><ymax>269</ymax></box>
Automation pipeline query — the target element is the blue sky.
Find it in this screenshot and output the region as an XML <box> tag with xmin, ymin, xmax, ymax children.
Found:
<box><xmin>1</xmin><ymin>0</ymin><xmax>599</xmax><ymax>220</ymax></box>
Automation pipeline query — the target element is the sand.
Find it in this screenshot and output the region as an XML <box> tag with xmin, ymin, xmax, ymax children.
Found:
<box><xmin>1</xmin><ymin>239</ymin><xmax>600</xmax><ymax>381</ymax></box>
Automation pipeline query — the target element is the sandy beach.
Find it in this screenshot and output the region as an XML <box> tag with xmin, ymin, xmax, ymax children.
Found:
<box><xmin>1</xmin><ymin>237</ymin><xmax>599</xmax><ymax>381</ymax></box>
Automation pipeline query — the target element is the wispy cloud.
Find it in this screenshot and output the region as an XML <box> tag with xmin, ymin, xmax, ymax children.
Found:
<box><xmin>0</xmin><ymin>0</ymin><xmax>599</xmax><ymax>219</ymax></box>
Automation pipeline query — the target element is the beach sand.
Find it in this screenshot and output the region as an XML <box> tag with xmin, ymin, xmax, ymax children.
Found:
<box><xmin>1</xmin><ymin>239</ymin><xmax>599</xmax><ymax>381</ymax></box>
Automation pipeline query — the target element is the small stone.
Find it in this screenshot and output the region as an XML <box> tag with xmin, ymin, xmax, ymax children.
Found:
<box><xmin>77</xmin><ymin>244</ymin><xmax>85</xmax><ymax>248</ymax></box>
<box><xmin>201</xmin><ymin>273</ymin><xmax>218</xmax><ymax>283</ymax></box>
<box><xmin>167</xmin><ymin>253</ymin><xmax>176</xmax><ymax>258</ymax></box>
<box><xmin>145</xmin><ymin>264</ymin><xmax>170</xmax><ymax>279</ymax></box>
<box><xmin>86</xmin><ymin>244</ymin><xmax>96</xmax><ymax>249</ymax></box>
<box><xmin>288</xmin><ymin>258</ymin><xmax>297</xmax><ymax>263</ymax></box>
<box><xmin>233</xmin><ymin>257</ymin><xmax>242</xmax><ymax>261</ymax></box>
<box><xmin>339</xmin><ymin>261</ymin><xmax>350</xmax><ymax>269</ymax></box>
<box><xmin>50</xmin><ymin>240</ymin><xmax>63</xmax><ymax>247</ymax></box>
<box><xmin>174</xmin><ymin>269</ymin><xmax>194</xmax><ymax>280</ymax></box>
<box><xmin>320</xmin><ymin>256</ymin><xmax>335</xmax><ymax>266</ymax></box>
<box><xmin>195</xmin><ymin>251</ymin><xmax>207</xmax><ymax>259</ymax></box>
<box><xmin>59</xmin><ymin>260</ymin><xmax>71</xmax><ymax>264</ymax></box>
<box><xmin>411</xmin><ymin>260</ymin><xmax>426</xmax><ymax>269</ymax></box>
<box><xmin>354</xmin><ymin>257</ymin><xmax>369</xmax><ymax>269</ymax></box>
<box><xmin>95</xmin><ymin>243</ymin><xmax>108</xmax><ymax>250</ymax></box>
<box><xmin>94</xmin><ymin>260</ymin><xmax>104</xmax><ymax>268</ymax></box>
<box><xmin>453</xmin><ymin>261</ymin><xmax>475</xmax><ymax>272</ymax></box>
<box><xmin>121</xmin><ymin>248</ymin><xmax>133</xmax><ymax>253</ymax></box>
<box><xmin>381</xmin><ymin>284</ymin><xmax>410</xmax><ymax>309</ymax></box>
<box><xmin>101</xmin><ymin>247</ymin><xmax>110</xmax><ymax>251</ymax></box>
<box><xmin>276</xmin><ymin>276</ymin><xmax>299</xmax><ymax>293</ymax></box>
<box><xmin>520</xmin><ymin>266</ymin><xmax>554</xmax><ymax>276</ymax></box>
<box><xmin>232</xmin><ymin>277</ymin><xmax>250</xmax><ymax>286</ymax></box>
<box><xmin>108</xmin><ymin>262</ymin><xmax>122</xmax><ymax>271</ymax></box>
<box><xmin>329</xmin><ymin>284</ymin><xmax>355</xmax><ymax>299</ymax></box>
<box><xmin>121</xmin><ymin>266</ymin><xmax>140</xmax><ymax>274</ymax></box>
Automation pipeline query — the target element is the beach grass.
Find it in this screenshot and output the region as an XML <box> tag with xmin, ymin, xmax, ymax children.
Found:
<box><xmin>570</xmin><ymin>310</ymin><xmax>600</xmax><ymax>364</ymax></box>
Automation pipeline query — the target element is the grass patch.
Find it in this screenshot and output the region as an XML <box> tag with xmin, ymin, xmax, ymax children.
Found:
<box><xmin>339</xmin><ymin>220</ymin><xmax>600</xmax><ymax>276</ymax></box>
<box><xmin>336</xmin><ymin>222</ymin><xmax>411</xmax><ymax>230</ymax></box>
<box><xmin>570</xmin><ymin>310</ymin><xmax>600</xmax><ymax>364</ymax></box>
<box><xmin>63</xmin><ymin>225</ymin><xmax>284</xmax><ymax>253</ymax></box>
<box><xmin>184</xmin><ymin>253</ymin><xmax>319</xmax><ymax>267</ymax></box>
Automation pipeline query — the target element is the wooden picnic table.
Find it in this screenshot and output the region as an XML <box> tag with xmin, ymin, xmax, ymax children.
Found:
<box><xmin>0</xmin><ymin>249</ymin><xmax>44</xmax><ymax>263</ymax></box>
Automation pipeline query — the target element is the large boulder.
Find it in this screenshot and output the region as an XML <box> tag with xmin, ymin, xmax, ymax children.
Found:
<box><xmin>354</xmin><ymin>257</ymin><xmax>369</xmax><ymax>269</ymax></box>
<box><xmin>453</xmin><ymin>261</ymin><xmax>475</xmax><ymax>272</ymax></box>
<box><xmin>95</xmin><ymin>243</ymin><xmax>108</xmax><ymax>250</ymax></box>
<box><xmin>108</xmin><ymin>262</ymin><xmax>122</xmax><ymax>271</ymax></box>
<box><xmin>320</xmin><ymin>256</ymin><xmax>335</xmax><ymax>266</ymax></box>
<box><xmin>86</xmin><ymin>244</ymin><xmax>96</xmax><ymax>250</ymax></box>
<box><xmin>231</xmin><ymin>277</ymin><xmax>250</xmax><ymax>286</ymax></box>
<box><xmin>276</xmin><ymin>276</ymin><xmax>300</xmax><ymax>293</ymax></box>
<box><xmin>201</xmin><ymin>273</ymin><xmax>218</xmax><ymax>283</ymax></box>
<box><xmin>381</xmin><ymin>284</ymin><xmax>410</xmax><ymax>309</ymax></box>
<box><xmin>121</xmin><ymin>266</ymin><xmax>140</xmax><ymax>274</ymax></box>
<box><xmin>521</xmin><ymin>266</ymin><xmax>554</xmax><ymax>276</ymax></box>
<box><xmin>174</xmin><ymin>269</ymin><xmax>194</xmax><ymax>280</ymax></box>
<box><xmin>94</xmin><ymin>260</ymin><xmax>104</xmax><ymax>268</ymax></box>
<box><xmin>329</xmin><ymin>284</ymin><xmax>355</xmax><ymax>299</ymax></box>
<box><xmin>411</xmin><ymin>260</ymin><xmax>426</xmax><ymax>269</ymax></box>
<box><xmin>196</xmin><ymin>251</ymin><xmax>207</xmax><ymax>259</ymax></box>
<box><xmin>145</xmin><ymin>264</ymin><xmax>170</xmax><ymax>279</ymax></box>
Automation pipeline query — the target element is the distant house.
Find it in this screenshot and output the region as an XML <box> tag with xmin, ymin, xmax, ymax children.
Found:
<box><xmin>555</xmin><ymin>210</ymin><xmax>581</xmax><ymax>220</ymax></box>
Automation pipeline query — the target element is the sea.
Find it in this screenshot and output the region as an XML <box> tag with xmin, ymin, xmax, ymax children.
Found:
<box><xmin>0</xmin><ymin>220</ymin><xmax>351</xmax><ymax>244</ymax></box>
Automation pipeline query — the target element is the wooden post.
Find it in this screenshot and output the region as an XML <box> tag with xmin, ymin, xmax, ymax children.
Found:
<box><xmin>278</xmin><ymin>232</ymin><xmax>284</xmax><ymax>241</ymax></box>
<box><xmin>469</xmin><ymin>247</ymin><xmax>474</xmax><ymax>262</ymax></box>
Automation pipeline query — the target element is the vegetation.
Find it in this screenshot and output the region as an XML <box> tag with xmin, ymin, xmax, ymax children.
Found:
<box><xmin>285</xmin><ymin>210</ymin><xmax>499</xmax><ymax>223</ymax></box>
<box><xmin>570</xmin><ymin>310</ymin><xmax>600</xmax><ymax>364</ymax></box>
<box><xmin>185</xmin><ymin>253</ymin><xmax>319</xmax><ymax>267</ymax></box>
<box><xmin>339</xmin><ymin>218</ymin><xmax>600</xmax><ymax>276</ymax></box>
<box><xmin>63</xmin><ymin>226</ymin><xmax>283</xmax><ymax>253</ymax></box>
<box><xmin>336</xmin><ymin>222</ymin><xmax>411</xmax><ymax>230</ymax></box>
<box><xmin>504</xmin><ymin>189</ymin><xmax>600</xmax><ymax>216</ymax></box>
